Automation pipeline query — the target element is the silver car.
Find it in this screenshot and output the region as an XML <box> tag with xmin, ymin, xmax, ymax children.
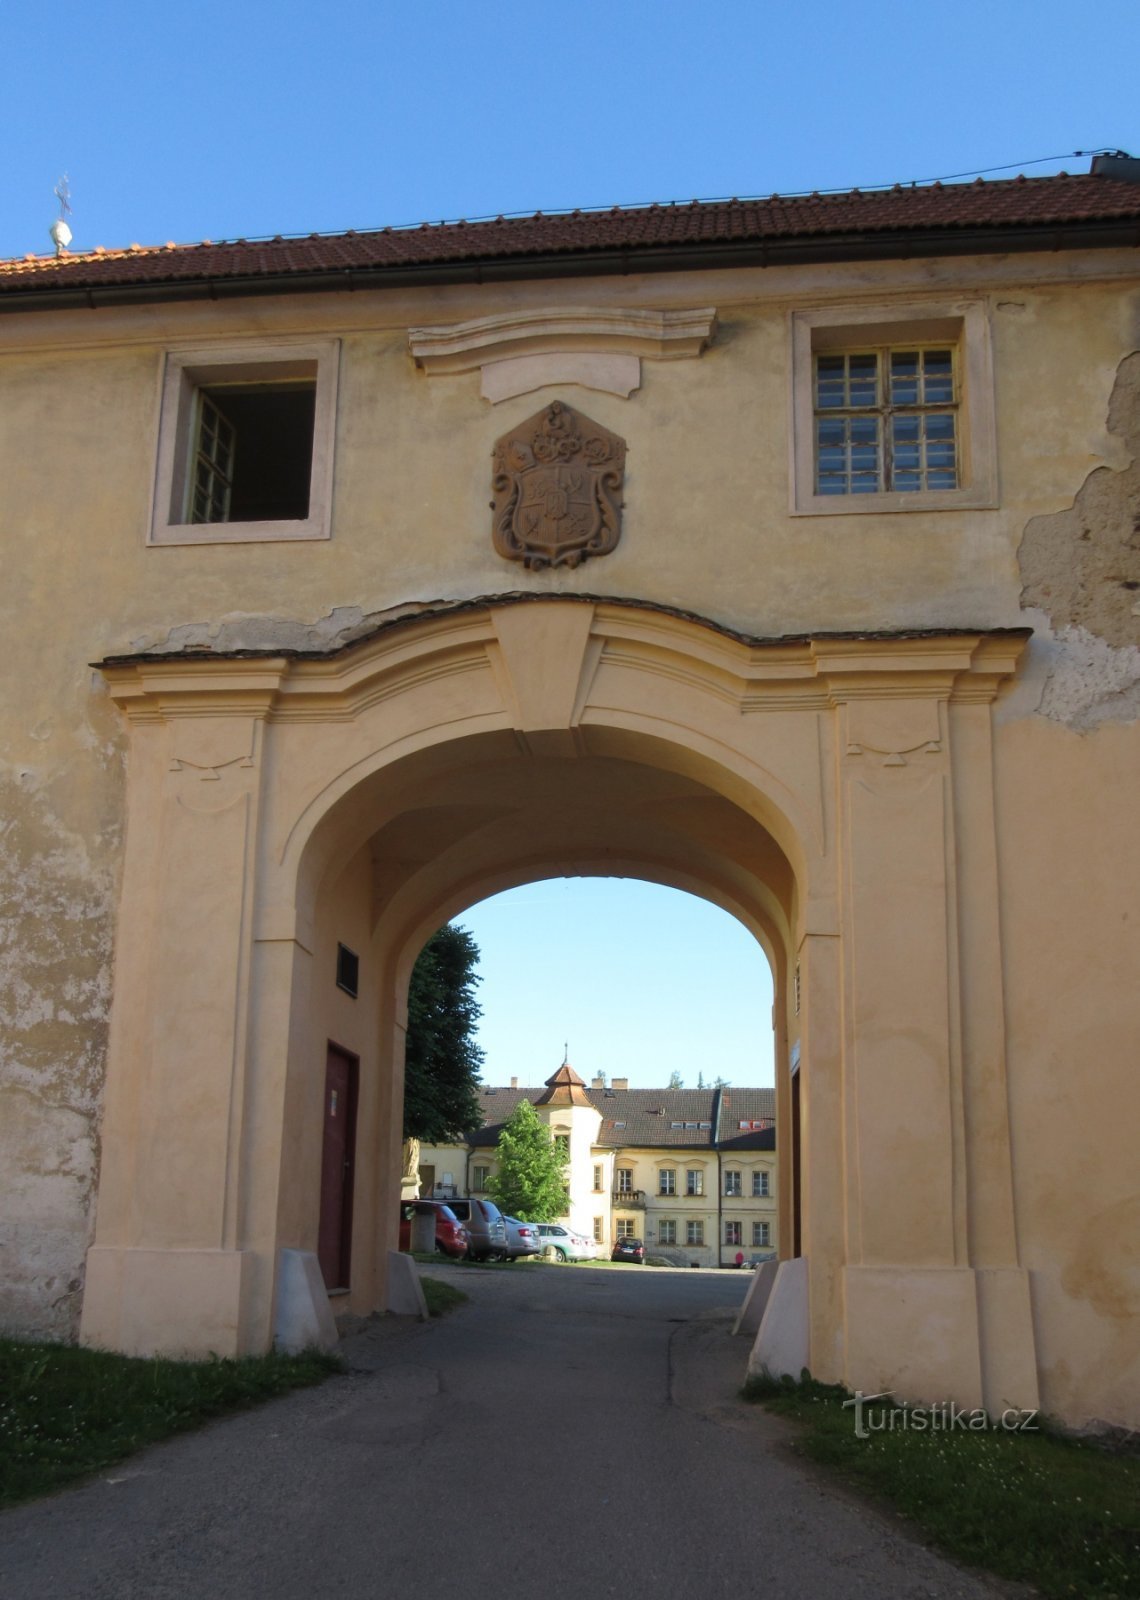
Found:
<box><xmin>501</xmin><ymin>1216</ymin><xmax>542</xmax><ymax>1260</ymax></box>
<box><xmin>533</xmin><ymin>1222</ymin><xmax>594</xmax><ymax>1262</ymax></box>
<box><xmin>444</xmin><ymin>1197</ymin><xmax>508</xmax><ymax>1261</ymax></box>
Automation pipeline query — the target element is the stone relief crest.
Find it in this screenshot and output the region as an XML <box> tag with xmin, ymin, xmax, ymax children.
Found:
<box><xmin>491</xmin><ymin>400</ymin><xmax>626</xmax><ymax>570</ymax></box>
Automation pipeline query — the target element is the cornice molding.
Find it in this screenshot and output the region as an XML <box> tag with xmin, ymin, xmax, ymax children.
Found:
<box><xmin>408</xmin><ymin>305</ymin><xmax>718</xmax><ymax>394</ymax></box>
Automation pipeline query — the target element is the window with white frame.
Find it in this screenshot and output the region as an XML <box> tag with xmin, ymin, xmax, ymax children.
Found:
<box><xmin>659</xmin><ymin>1168</ymin><xmax>676</xmax><ymax>1195</ymax></box>
<box><xmin>616</xmin><ymin>1167</ymin><xmax>634</xmax><ymax>1194</ymax></box>
<box><xmin>471</xmin><ymin>1165</ymin><xmax>490</xmax><ymax>1192</ymax></box>
<box><xmin>685</xmin><ymin>1169</ymin><xmax>704</xmax><ymax>1197</ymax></box>
<box><xmin>725</xmin><ymin>1220</ymin><xmax>742</xmax><ymax>1247</ymax></box>
<box><xmin>659</xmin><ymin>1219</ymin><xmax>677</xmax><ymax>1245</ymax></box>
<box><xmin>752</xmin><ymin>1221</ymin><xmax>771</xmax><ymax>1248</ymax></box>
<box><xmin>150</xmin><ymin>342</ymin><xmax>340</xmax><ymax>544</ymax></box>
<box><xmin>592</xmin><ymin>1163</ymin><xmax>604</xmax><ymax>1192</ymax></box>
<box><xmin>686</xmin><ymin>1220</ymin><xmax>704</xmax><ymax>1246</ymax></box>
<box><xmin>752</xmin><ymin>1170</ymin><xmax>770</xmax><ymax>1198</ymax></box>
<box><xmin>789</xmin><ymin>303</ymin><xmax>996</xmax><ymax>515</ymax></box>
<box><xmin>813</xmin><ymin>346</ymin><xmax>958</xmax><ymax>495</ymax></box>
<box><xmin>593</xmin><ymin>1217</ymin><xmax>603</xmax><ymax>1242</ymax></box>
<box><xmin>724</xmin><ymin>1170</ymin><xmax>742</xmax><ymax>1197</ymax></box>
<box><xmin>616</xmin><ymin>1218</ymin><xmax>636</xmax><ymax>1240</ymax></box>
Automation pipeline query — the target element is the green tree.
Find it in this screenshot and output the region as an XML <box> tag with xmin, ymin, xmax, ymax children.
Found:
<box><xmin>402</xmin><ymin>925</ymin><xmax>484</xmax><ymax>1143</ymax></box>
<box><xmin>487</xmin><ymin>1100</ymin><xmax>569</xmax><ymax>1221</ymax></box>
<box><xmin>667</xmin><ymin>1070</ymin><xmax>684</xmax><ymax>1089</ymax></box>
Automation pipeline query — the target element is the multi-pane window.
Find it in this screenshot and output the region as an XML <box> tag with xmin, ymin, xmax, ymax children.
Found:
<box><xmin>659</xmin><ymin>1168</ymin><xmax>676</xmax><ymax>1195</ymax></box>
<box><xmin>592</xmin><ymin>1164</ymin><xmax>604</xmax><ymax>1192</ymax></box>
<box><xmin>686</xmin><ymin>1220</ymin><xmax>704</xmax><ymax>1246</ymax></box>
<box><xmin>724</xmin><ymin>1170</ymin><xmax>742</xmax><ymax>1197</ymax></box>
<box><xmin>725</xmin><ymin>1221</ymin><xmax>742</xmax><ymax>1247</ymax></box>
<box><xmin>659</xmin><ymin>1220</ymin><xmax>677</xmax><ymax>1245</ymax></box>
<box><xmin>753</xmin><ymin>1221</ymin><xmax>771</xmax><ymax>1248</ymax></box>
<box><xmin>814</xmin><ymin>347</ymin><xmax>958</xmax><ymax>495</ymax></box>
<box><xmin>190</xmin><ymin>393</ymin><xmax>236</xmax><ymax>523</ymax></box>
<box><xmin>616</xmin><ymin>1167</ymin><xmax>634</xmax><ymax>1194</ymax></box>
<box><xmin>685</xmin><ymin>1169</ymin><xmax>704</xmax><ymax>1196</ymax></box>
<box><xmin>593</xmin><ymin>1217</ymin><xmax>603</xmax><ymax>1242</ymax></box>
<box><xmin>752</xmin><ymin>1171</ymin><xmax>770</xmax><ymax>1198</ymax></box>
<box><xmin>617</xmin><ymin>1218</ymin><xmax>636</xmax><ymax>1240</ymax></box>
<box><xmin>471</xmin><ymin>1165</ymin><xmax>490</xmax><ymax>1192</ymax></box>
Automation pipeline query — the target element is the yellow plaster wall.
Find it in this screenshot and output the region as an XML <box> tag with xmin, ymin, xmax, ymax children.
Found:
<box><xmin>995</xmin><ymin>718</ymin><xmax>1140</xmax><ymax>1427</ymax></box>
<box><xmin>1</xmin><ymin>251</ymin><xmax>1136</xmax><ymax>1424</ymax></box>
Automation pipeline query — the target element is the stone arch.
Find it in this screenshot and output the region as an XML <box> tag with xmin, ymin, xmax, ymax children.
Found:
<box><xmin>81</xmin><ymin>598</ymin><xmax>1039</xmax><ymax>1417</ymax></box>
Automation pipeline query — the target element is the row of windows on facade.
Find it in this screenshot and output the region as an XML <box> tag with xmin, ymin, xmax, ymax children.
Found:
<box><xmin>470</xmin><ymin>1165</ymin><xmax>771</xmax><ymax>1197</ymax></box>
<box><xmin>187</xmin><ymin>348</ymin><xmax>957</xmax><ymax>518</ymax></box>
<box><xmin>153</xmin><ymin>322</ymin><xmax>978</xmax><ymax>546</ymax></box>
<box><xmin>605</xmin><ymin>1218</ymin><xmax>771</xmax><ymax>1247</ymax></box>
<box><xmin>609</xmin><ymin>1166</ymin><xmax>770</xmax><ymax>1197</ymax></box>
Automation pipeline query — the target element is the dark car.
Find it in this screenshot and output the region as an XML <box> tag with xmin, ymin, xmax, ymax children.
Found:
<box><xmin>611</xmin><ymin>1237</ymin><xmax>645</xmax><ymax>1263</ymax></box>
<box><xmin>398</xmin><ymin>1200</ymin><xmax>469</xmax><ymax>1259</ymax></box>
<box><xmin>442</xmin><ymin>1197</ymin><xmax>508</xmax><ymax>1261</ymax></box>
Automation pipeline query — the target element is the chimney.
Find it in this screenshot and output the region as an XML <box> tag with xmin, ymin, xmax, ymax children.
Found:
<box><xmin>591</xmin><ymin>1074</ymin><xmax>605</xmax><ymax>1088</ymax></box>
<box><xmin>510</xmin><ymin>1076</ymin><xmax>518</xmax><ymax>1089</ymax></box>
<box><xmin>612</xmin><ymin>1077</ymin><xmax>629</xmax><ymax>1091</ymax></box>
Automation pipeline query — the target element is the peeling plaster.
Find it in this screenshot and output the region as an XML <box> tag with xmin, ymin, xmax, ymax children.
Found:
<box><xmin>0</xmin><ymin>763</ymin><xmax>117</xmax><ymax>1339</ymax></box>
<box><xmin>1009</xmin><ymin>352</ymin><xmax>1140</xmax><ymax>732</ymax></box>
<box><xmin>1019</xmin><ymin>351</ymin><xmax>1140</xmax><ymax>653</ymax></box>
<box><xmin>126</xmin><ymin>600</ymin><xmax>449</xmax><ymax>657</ymax></box>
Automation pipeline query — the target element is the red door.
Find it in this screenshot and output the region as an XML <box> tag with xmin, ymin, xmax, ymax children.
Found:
<box><xmin>317</xmin><ymin>1045</ymin><xmax>358</xmax><ymax>1291</ymax></box>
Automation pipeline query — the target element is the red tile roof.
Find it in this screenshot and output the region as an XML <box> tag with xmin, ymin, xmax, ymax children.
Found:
<box><xmin>3</xmin><ymin>174</ymin><xmax>1138</xmax><ymax>304</ymax></box>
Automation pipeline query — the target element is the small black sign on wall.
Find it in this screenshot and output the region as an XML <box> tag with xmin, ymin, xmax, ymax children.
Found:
<box><xmin>336</xmin><ymin>943</ymin><xmax>359</xmax><ymax>998</ymax></box>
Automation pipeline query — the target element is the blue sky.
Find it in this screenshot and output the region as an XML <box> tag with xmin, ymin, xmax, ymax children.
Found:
<box><xmin>4</xmin><ymin>2</ymin><xmax>1133</xmax><ymax>1088</ymax></box>
<box><xmin>2</xmin><ymin>1</ymin><xmax>1134</xmax><ymax>260</ymax></box>
<box><xmin>455</xmin><ymin>880</ymin><xmax>775</xmax><ymax>1090</ymax></box>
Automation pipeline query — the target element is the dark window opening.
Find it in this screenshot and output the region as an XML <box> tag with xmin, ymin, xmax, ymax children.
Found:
<box><xmin>188</xmin><ymin>381</ymin><xmax>316</xmax><ymax>524</ymax></box>
<box><xmin>336</xmin><ymin>943</ymin><xmax>359</xmax><ymax>998</ymax></box>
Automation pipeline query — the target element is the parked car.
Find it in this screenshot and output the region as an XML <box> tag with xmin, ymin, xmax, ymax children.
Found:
<box><xmin>398</xmin><ymin>1200</ymin><xmax>469</xmax><ymax>1260</ymax></box>
<box><xmin>501</xmin><ymin>1216</ymin><xmax>542</xmax><ymax>1260</ymax></box>
<box><xmin>611</xmin><ymin>1237</ymin><xmax>645</xmax><ymax>1263</ymax></box>
<box><xmin>444</xmin><ymin>1197</ymin><xmax>508</xmax><ymax>1261</ymax></box>
<box><xmin>533</xmin><ymin>1222</ymin><xmax>594</xmax><ymax>1262</ymax></box>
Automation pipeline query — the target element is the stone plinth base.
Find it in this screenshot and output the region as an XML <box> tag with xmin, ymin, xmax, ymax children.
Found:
<box><xmin>80</xmin><ymin>1245</ymin><xmax>254</xmax><ymax>1359</ymax></box>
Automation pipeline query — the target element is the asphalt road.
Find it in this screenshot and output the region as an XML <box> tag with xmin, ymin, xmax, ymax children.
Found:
<box><xmin>1</xmin><ymin>1262</ymin><xmax>1009</xmax><ymax>1598</ymax></box>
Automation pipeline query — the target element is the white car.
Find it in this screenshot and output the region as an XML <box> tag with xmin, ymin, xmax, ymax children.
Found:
<box><xmin>534</xmin><ymin>1223</ymin><xmax>595</xmax><ymax>1262</ymax></box>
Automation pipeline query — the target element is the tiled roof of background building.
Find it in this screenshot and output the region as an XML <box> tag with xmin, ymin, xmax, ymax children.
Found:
<box><xmin>3</xmin><ymin>173</ymin><xmax>1138</xmax><ymax>302</ymax></box>
<box><xmin>469</xmin><ymin>1084</ymin><xmax>776</xmax><ymax>1149</ymax></box>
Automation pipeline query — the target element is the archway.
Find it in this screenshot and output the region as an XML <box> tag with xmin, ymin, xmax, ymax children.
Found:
<box><xmin>80</xmin><ymin>597</ymin><xmax>1039</xmax><ymax>1414</ymax></box>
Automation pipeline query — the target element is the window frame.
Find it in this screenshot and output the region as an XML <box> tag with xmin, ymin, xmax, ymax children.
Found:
<box><xmin>658</xmin><ymin>1167</ymin><xmax>676</xmax><ymax>1196</ymax></box>
<box><xmin>685</xmin><ymin>1168</ymin><xmax>704</xmax><ymax>1197</ymax></box>
<box><xmin>686</xmin><ymin>1220</ymin><xmax>704</xmax><ymax>1247</ymax></box>
<box><xmin>150</xmin><ymin>341</ymin><xmax>340</xmax><ymax>545</ymax></box>
<box><xmin>789</xmin><ymin>302</ymin><xmax>996</xmax><ymax>515</ymax></box>
<box><xmin>752</xmin><ymin>1220</ymin><xmax>771</xmax><ymax>1249</ymax></box>
<box><xmin>724</xmin><ymin>1170</ymin><xmax>742</xmax><ymax>1197</ymax></box>
<box><xmin>658</xmin><ymin>1219</ymin><xmax>677</xmax><ymax>1245</ymax></box>
<box><xmin>471</xmin><ymin>1164</ymin><xmax>490</xmax><ymax>1193</ymax></box>
<box><xmin>725</xmin><ymin>1220</ymin><xmax>742</xmax><ymax>1247</ymax></box>
<box><xmin>616</xmin><ymin>1166</ymin><xmax>634</xmax><ymax>1195</ymax></box>
<box><xmin>752</xmin><ymin>1170</ymin><xmax>770</xmax><ymax>1199</ymax></box>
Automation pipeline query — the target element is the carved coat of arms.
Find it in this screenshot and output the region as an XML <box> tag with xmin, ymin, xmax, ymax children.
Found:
<box><xmin>491</xmin><ymin>401</ymin><xmax>626</xmax><ymax>570</ymax></box>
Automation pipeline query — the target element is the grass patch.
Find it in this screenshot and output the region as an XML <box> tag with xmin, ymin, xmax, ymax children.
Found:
<box><xmin>419</xmin><ymin>1278</ymin><xmax>468</xmax><ymax>1317</ymax></box>
<box><xmin>0</xmin><ymin>1336</ymin><xmax>341</xmax><ymax>1509</ymax></box>
<box><xmin>742</xmin><ymin>1373</ymin><xmax>1140</xmax><ymax>1599</ymax></box>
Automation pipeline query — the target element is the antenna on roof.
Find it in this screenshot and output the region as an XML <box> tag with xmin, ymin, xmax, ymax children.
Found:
<box><xmin>49</xmin><ymin>175</ymin><xmax>72</xmax><ymax>256</ymax></box>
<box><xmin>562</xmin><ymin>1041</ymin><xmax>569</xmax><ymax>1065</ymax></box>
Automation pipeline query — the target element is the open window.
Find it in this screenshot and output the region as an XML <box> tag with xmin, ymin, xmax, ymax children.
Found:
<box><xmin>150</xmin><ymin>341</ymin><xmax>339</xmax><ymax>544</ymax></box>
<box><xmin>789</xmin><ymin>302</ymin><xmax>996</xmax><ymax>514</ymax></box>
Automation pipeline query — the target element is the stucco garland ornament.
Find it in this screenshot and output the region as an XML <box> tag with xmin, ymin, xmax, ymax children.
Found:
<box><xmin>491</xmin><ymin>400</ymin><xmax>626</xmax><ymax>570</ymax></box>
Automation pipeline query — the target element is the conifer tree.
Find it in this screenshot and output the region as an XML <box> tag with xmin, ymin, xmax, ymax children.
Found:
<box><xmin>402</xmin><ymin>925</ymin><xmax>484</xmax><ymax>1144</ymax></box>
